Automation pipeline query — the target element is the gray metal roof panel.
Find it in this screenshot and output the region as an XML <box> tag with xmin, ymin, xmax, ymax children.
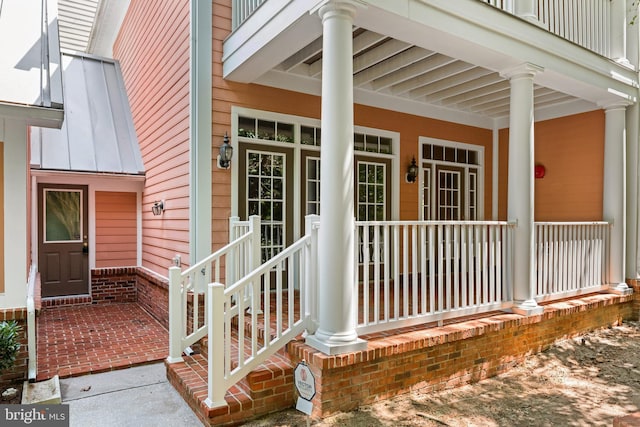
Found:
<box><xmin>31</xmin><ymin>52</ymin><xmax>145</xmax><ymax>175</ymax></box>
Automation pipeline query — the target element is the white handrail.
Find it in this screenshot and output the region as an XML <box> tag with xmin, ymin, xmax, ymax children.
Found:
<box><xmin>205</xmin><ymin>215</ymin><xmax>319</xmax><ymax>408</ymax></box>
<box><xmin>167</xmin><ymin>216</ymin><xmax>261</xmax><ymax>363</ymax></box>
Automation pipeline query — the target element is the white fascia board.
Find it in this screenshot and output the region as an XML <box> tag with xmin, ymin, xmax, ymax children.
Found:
<box><xmin>88</xmin><ymin>0</ymin><xmax>131</xmax><ymax>57</ymax></box>
<box><xmin>0</xmin><ymin>102</ymin><xmax>63</xmax><ymax>129</ymax></box>
<box><xmin>31</xmin><ymin>169</ymin><xmax>145</xmax><ymax>192</ymax></box>
<box><xmin>223</xmin><ymin>0</ymin><xmax>322</xmax><ymax>82</ymax></box>
<box><xmin>358</xmin><ymin>0</ymin><xmax>638</xmax><ymax>104</ymax></box>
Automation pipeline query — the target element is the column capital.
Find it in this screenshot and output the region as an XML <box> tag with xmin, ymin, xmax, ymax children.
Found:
<box><xmin>500</xmin><ymin>62</ymin><xmax>544</xmax><ymax>80</ymax></box>
<box><xmin>311</xmin><ymin>0</ymin><xmax>366</xmax><ymax>21</ymax></box>
<box><xmin>598</xmin><ymin>99</ymin><xmax>633</xmax><ymax>111</ymax></box>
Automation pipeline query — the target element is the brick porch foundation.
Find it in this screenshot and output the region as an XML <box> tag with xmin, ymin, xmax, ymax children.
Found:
<box><xmin>170</xmin><ymin>286</ymin><xmax>639</xmax><ymax>425</ymax></box>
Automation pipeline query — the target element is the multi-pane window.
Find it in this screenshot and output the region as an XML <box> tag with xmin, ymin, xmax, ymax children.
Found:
<box><xmin>357</xmin><ymin>162</ymin><xmax>386</xmax><ymax>221</ymax></box>
<box><xmin>438</xmin><ymin>170</ymin><xmax>461</xmax><ymax>220</ymax></box>
<box><xmin>246</xmin><ymin>151</ymin><xmax>285</xmax><ymax>261</ymax></box>
<box><xmin>306</xmin><ymin>157</ymin><xmax>321</xmax><ymax>215</ymax></box>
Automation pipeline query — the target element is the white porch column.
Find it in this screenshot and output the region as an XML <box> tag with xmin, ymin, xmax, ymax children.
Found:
<box><xmin>501</xmin><ymin>63</ymin><xmax>544</xmax><ymax>315</ymax></box>
<box><xmin>305</xmin><ymin>0</ymin><xmax>367</xmax><ymax>355</ymax></box>
<box><xmin>602</xmin><ymin>102</ymin><xmax>633</xmax><ymax>294</ymax></box>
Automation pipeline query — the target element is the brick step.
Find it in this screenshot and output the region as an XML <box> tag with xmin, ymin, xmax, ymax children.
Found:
<box><xmin>166</xmin><ymin>348</ymin><xmax>296</xmax><ymax>426</ymax></box>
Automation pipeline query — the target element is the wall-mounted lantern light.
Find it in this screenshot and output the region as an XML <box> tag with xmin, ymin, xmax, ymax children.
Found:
<box><xmin>217</xmin><ymin>132</ymin><xmax>233</xmax><ymax>169</ymax></box>
<box><xmin>151</xmin><ymin>200</ymin><xmax>165</xmax><ymax>216</ymax></box>
<box><xmin>406</xmin><ymin>157</ymin><xmax>418</xmax><ymax>183</ymax></box>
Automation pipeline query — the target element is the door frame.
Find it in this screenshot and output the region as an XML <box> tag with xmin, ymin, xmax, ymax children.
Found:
<box><xmin>37</xmin><ymin>183</ymin><xmax>89</xmax><ymax>297</ymax></box>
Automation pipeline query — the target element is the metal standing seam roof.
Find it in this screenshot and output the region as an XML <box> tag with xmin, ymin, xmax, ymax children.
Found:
<box><xmin>30</xmin><ymin>52</ymin><xmax>145</xmax><ymax>175</ymax></box>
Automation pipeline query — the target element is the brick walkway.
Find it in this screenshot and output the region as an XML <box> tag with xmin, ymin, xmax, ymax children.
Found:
<box><xmin>36</xmin><ymin>303</ymin><xmax>168</xmax><ymax>381</ymax></box>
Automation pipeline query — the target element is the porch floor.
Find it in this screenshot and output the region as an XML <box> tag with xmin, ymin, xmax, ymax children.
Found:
<box><xmin>36</xmin><ymin>303</ymin><xmax>168</xmax><ymax>381</ymax></box>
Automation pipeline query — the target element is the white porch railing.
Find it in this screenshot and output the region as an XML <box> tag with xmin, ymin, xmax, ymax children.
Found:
<box><xmin>232</xmin><ymin>0</ymin><xmax>267</xmax><ymax>30</ymax></box>
<box><xmin>355</xmin><ymin>221</ymin><xmax>515</xmax><ymax>335</ymax></box>
<box><xmin>484</xmin><ymin>0</ymin><xmax>613</xmax><ymax>57</ymax></box>
<box><xmin>205</xmin><ymin>215</ymin><xmax>319</xmax><ymax>408</ymax></box>
<box><xmin>167</xmin><ymin>216</ymin><xmax>261</xmax><ymax>362</ymax></box>
<box><xmin>534</xmin><ymin>221</ymin><xmax>610</xmax><ymax>301</ymax></box>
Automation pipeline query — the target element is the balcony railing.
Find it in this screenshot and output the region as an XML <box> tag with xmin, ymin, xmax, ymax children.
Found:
<box><xmin>485</xmin><ymin>0</ymin><xmax>616</xmax><ymax>58</ymax></box>
<box><xmin>232</xmin><ymin>1</ymin><xmax>624</xmax><ymax>60</ymax></box>
<box><xmin>232</xmin><ymin>0</ymin><xmax>266</xmax><ymax>30</ymax></box>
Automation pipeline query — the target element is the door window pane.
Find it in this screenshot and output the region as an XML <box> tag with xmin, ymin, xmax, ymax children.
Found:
<box><xmin>45</xmin><ymin>190</ymin><xmax>82</xmax><ymax>242</ymax></box>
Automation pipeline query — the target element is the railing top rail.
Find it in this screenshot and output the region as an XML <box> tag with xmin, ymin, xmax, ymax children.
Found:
<box><xmin>225</xmin><ymin>234</ymin><xmax>310</xmax><ymax>294</ymax></box>
<box><xmin>534</xmin><ymin>221</ymin><xmax>611</xmax><ymax>226</ymax></box>
<box><xmin>355</xmin><ymin>220</ymin><xmax>515</xmax><ymax>226</ymax></box>
<box><xmin>180</xmin><ymin>231</ymin><xmax>253</xmax><ymax>277</ymax></box>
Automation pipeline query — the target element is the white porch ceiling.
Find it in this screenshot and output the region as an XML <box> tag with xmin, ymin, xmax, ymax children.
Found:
<box><xmin>276</xmin><ymin>28</ymin><xmax>582</xmax><ymax>121</ymax></box>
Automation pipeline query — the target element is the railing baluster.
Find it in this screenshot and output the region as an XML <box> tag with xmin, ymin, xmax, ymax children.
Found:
<box><xmin>420</xmin><ymin>224</ymin><xmax>427</xmax><ymax>314</ymax></box>
<box><xmin>394</xmin><ymin>225</ymin><xmax>400</xmax><ymax>319</ymax></box>
<box><xmin>384</xmin><ymin>225</ymin><xmax>390</xmax><ymax>322</ymax></box>
<box><xmin>412</xmin><ymin>224</ymin><xmax>418</xmax><ymax>316</ymax></box>
<box><xmin>429</xmin><ymin>225</ymin><xmax>436</xmax><ymax>314</ymax></box>
<box><xmin>363</xmin><ymin>224</ymin><xmax>370</xmax><ymax>324</ymax></box>
<box><xmin>453</xmin><ymin>224</ymin><xmax>460</xmax><ymax>309</ymax></box>
<box><xmin>374</xmin><ymin>224</ymin><xmax>381</xmax><ymax>323</ymax></box>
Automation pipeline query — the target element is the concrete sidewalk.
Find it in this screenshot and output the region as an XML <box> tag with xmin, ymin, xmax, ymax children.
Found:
<box><xmin>60</xmin><ymin>363</ymin><xmax>201</xmax><ymax>427</ymax></box>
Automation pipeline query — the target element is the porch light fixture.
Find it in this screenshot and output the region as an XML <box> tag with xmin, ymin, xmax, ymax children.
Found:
<box><xmin>217</xmin><ymin>132</ymin><xmax>233</xmax><ymax>169</ymax></box>
<box><xmin>151</xmin><ymin>200</ymin><xmax>165</xmax><ymax>216</ymax></box>
<box><xmin>406</xmin><ymin>157</ymin><xmax>418</xmax><ymax>183</ymax></box>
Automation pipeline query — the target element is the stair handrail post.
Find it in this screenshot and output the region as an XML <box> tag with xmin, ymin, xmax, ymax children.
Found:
<box><xmin>248</xmin><ymin>215</ymin><xmax>262</xmax><ymax>314</ymax></box>
<box><xmin>205</xmin><ymin>282</ymin><xmax>227</xmax><ymax>408</ymax></box>
<box><xmin>305</xmin><ymin>214</ymin><xmax>320</xmax><ymax>334</ymax></box>
<box><xmin>228</xmin><ymin>216</ymin><xmax>240</xmax><ymax>285</ymax></box>
<box><xmin>167</xmin><ymin>266</ymin><xmax>184</xmax><ymax>363</ymax></box>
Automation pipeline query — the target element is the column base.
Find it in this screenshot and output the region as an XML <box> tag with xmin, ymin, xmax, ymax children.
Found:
<box><xmin>305</xmin><ymin>333</ymin><xmax>367</xmax><ymax>355</ymax></box>
<box><xmin>609</xmin><ymin>282</ymin><xmax>634</xmax><ymax>296</ymax></box>
<box><xmin>511</xmin><ymin>299</ymin><xmax>544</xmax><ymax>316</ymax></box>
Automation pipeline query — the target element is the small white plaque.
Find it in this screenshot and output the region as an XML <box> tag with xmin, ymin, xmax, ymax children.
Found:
<box><xmin>296</xmin><ymin>396</ymin><xmax>313</xmax><ymax>415</ymax></box>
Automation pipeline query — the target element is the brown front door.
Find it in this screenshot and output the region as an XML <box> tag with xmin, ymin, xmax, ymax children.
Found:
<box><xmin>38</xmin><ymin>184</ymin><xmax>89</xmax><ymax>297</ymax></box>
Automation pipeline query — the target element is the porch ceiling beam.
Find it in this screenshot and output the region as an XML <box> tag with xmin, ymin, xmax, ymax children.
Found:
<box><xmin>279</xmin><ymin>36</ymin><xmax>323</xmax><ymax>71</ymax></box>
<box><xmin>391</xmin><ymin>56</ymin><xmax>464</xmax><ymax>95</ymax></box>
<box><xmin>418</xmin><ymin>67</ymin><xmax>495</xmax><ymax>100</ymax></box>
<box><xmin>404</xmin><ymin>62</ymin><xmax>476</xmax><ymax>99</ymax></box>
<box><xmin>464</xmin><ymin>96</ymin><xmax>511</xmax><ymax>112</ymax></box>
<box><xmin>452</xmin><ymin>87</ymin><xmax>511</xmax><ymax>109</ymax></box>
<box><xmin>534</xmin><ymin>92</ymin><xmax>576</xmax><ymax>106</ymax></box>
<box><xmin>373</xmin><ymin>53</ymin><xmax>456</xmax><ymax>92</ymax></box>
<box><xmin>308</xmin><ymin>30</ymin><xmax>388</xmax><ymax>77</ymax></box>
<box><xmin>438</xmin><ymin>79</ymin><xmax>509</xmax><ymax>104</ymax></box>
<box><xmin>353</xmin><ymin>38</ymin><xmax>411</xmax><ymax>74</ymax></box>
<box><xmin>354</xmin><ymin>46</ymin><xmax>434</xmax><ymax>88</ymax></box>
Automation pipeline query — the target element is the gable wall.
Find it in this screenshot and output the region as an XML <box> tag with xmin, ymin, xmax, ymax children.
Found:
<box><xmin>113</xmin><ymin>0</ymin><xmax>191</xmax><ymax>275</ymax></box>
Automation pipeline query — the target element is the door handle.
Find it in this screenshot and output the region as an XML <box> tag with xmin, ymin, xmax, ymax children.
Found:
<box><xmin>83</xmin><ymin>236</ymin><xmax>88</xmax><ymax>254</ymax></box>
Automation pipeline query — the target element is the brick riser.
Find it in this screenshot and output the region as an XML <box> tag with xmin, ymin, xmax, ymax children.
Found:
<box><xmin>166</xmin><ymin>350</ymin><xmax>295</xmax><ymax>426</ymax></box>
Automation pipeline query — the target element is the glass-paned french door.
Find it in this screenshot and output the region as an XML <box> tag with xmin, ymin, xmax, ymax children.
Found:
<box><xmin>356</xmin><ymin>157</ymin><xmax>391</xmax><ymax>265</ymax></box>
<box><xmin>421</xmin><ymin>140</ymin><xmax>482</xmax><ymax>221</ymax></box>
<box><xmin>239</xmin><ymin>144</ymin><xmax>294</xmax><ymax>262</ymax></box>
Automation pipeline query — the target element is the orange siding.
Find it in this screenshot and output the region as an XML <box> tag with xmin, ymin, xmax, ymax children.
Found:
<box><xmin>113</xmin><ymin>0</ymin><xmax>191</xmax><ymax>274</ymax></box>
<box><xmin>95</xmin><ymin>192</ymin><xmax>137</xmax><ymax>267</ymax></box>
<box><xmin>498</xmin><ymin>110</ymin><xmax>605</xmax><ymax>221</ymax></box>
